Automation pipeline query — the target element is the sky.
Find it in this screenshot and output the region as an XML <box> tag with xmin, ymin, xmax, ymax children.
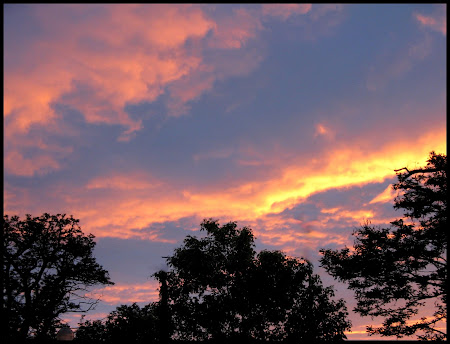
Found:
<box><xmin>3</xmin><ymin>3</ymin><xmax>447</xmax><ymax>340</ymax></box>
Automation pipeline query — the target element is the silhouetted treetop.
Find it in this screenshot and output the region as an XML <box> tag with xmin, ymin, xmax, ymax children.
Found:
<box><xmin>156</xmin><ymin>219</ymin><xmax>351</xmax><ymax>342</ymax></box>
<box><xmin>320</xmin><ymin>151</ymin><xmax>447</xmax><ymax>340</ymax></box>
<box><xmin>76</xmin><ymin>302</ymin><xmax>159</xmax><ymax>343</ymax></box>
<box><xmin>3</xmin><ymin>213</ymin><xmax>114</xmax><ymax>341</ymax></box>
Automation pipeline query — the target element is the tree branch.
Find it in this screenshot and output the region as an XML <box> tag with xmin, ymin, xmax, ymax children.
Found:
<box><xmin>394</xmin><ymin>167</ymin><xmax>440</xmax><ymax>179</ymax></box>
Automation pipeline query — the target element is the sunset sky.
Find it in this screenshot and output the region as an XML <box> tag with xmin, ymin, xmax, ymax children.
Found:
<box><xmin>4</xmin><ymin>4</ymin><xmax>446</xmax><ymax>340</ymax></box>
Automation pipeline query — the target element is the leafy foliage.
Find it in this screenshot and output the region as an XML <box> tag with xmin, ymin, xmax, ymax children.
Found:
<box><xmin>2</xmin><ymin>213</ymin><xmax>114</xmax><ymax>340</ymax></box>
<box><xmin>157</xmin><ymin>219</ymin><xmax>351</xmax><ymax>342</ymax></box>
<box><xmin>76</xmin><ymin>303</ymin><xmax>159</xmax><ymax>343</ymax></box>
<box><xmin>320</xmin><ymin>152</ymin><xmax>447</xmax><ymax>340</ymax></box>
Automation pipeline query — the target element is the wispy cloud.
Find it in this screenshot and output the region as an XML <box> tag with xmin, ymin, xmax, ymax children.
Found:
<box><xmin>414</xmin><ymin>4</ymin><xmax>446</xmax><ymax>36</ymax></box>
<box><xmin>88</xmin><ymin>281</ymin><xmax>160</xmax><ymax>305</ymax></box>
<box><xmin>261</xmin><ymin>4</ymin><xmax>312</xmax><ymax>21</ymax></box>
<box><xmin>5</xmin><ymin>124</ymin><xmax>444</xmax><ymax>241</ymax></box>
<box><xmin>369</xmin><ymin>184</ymin><xmax>397</xmax><ymax>205</ymax></box>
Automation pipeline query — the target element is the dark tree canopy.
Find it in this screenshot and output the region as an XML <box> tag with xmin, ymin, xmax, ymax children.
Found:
<box><xmin>2</xmin><ymin>213</ymin><xmax>114</xmax><ymax>340</ymax></box>
<box><xmin>320</xmin><ymin>152</ymin><xmax>447</xmax><ymax>340</ymax></box>
<box><xmin>156</xmin><ymin>219</ymin><xmax>351</xmax><ymax>342</ymax></box>
<box><xmin>76</xmin><ymin>302</ymin><xmax>160</xmax><ymax>343</ymax></box>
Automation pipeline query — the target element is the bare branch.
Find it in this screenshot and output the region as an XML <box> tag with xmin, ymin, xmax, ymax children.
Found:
<box><xmin>394</xmin><ymin>167</ymin><xmax>440</xmax><ymax>179</ymax></box>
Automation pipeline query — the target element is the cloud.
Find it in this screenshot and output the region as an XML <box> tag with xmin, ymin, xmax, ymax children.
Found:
<box><xmin>369</xmin><ymin>184</ymin><xmax>398</xmax><ymax>204</ymax></box>
<box><xmin>414</xmin><ymin>4</ymin><xmax>446</xmax><ymax>36</ymax></box>
<box><xmin>253</xmin><ymin>215</ymin><xmax>349</xmax><ymax>253</ymax></box>
<box><xmin>86</xmin><ymin>174</ymin><xmax>162</xmax><ymax>190</ymax></box>
<box><xmin>208</xmin><ymin>7</ymin><xmax>263</xmax><ymax>49</ymax></box>
<box><xmin>314</xmin><ymin>122</ymin><xmax>336</xmax><ymax>140</ymax></box>
<box><xmin>4</xmin><ymin>150</ymin><xmax>62</xmax><ymax>177</ymax></box>
<box><xmin>3</xmin><ymin>4</ymin><xmax>268</xmax><ymax>176</ymax></box>
<box><xmin>261</xmin><ymin>4</ymin><xmax>312</xmax><ymax>21</ymax></box>
<box><xmin>88</xmin><ymin>281</ymin><xmax>160</xmax><ymax>305</ymax></box>
<box><xmin>6</xmin><ymin>122</ymin><xmax>443</xmax><ymax>244</ymax></box>
<box><xmin>4</xmin><ymin>4</ymin><xmax>351</xmax><ymax>177</ymax></box>
<box><xmin>321</xmin><ymin>207</ymin><xmax>375</xmax><ymax>221</ymax></box>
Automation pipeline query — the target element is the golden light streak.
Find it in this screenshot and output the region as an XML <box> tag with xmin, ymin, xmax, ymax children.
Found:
<box><xmin>42</xmin><ymin>124</ymin><xmax>444</xmax><ymax>241</ymax></box>
<box><xmin>4</xmin><ymin>125</ymin><xmax>444</xmax><ymax>243</ymax></box>
<box><xmin>369</xmin><ymin>184</ymin><xmax>398</xmax><ymax>204</ymax></box>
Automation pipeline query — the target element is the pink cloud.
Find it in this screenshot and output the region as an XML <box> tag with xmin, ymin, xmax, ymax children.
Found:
<box><xmin>4</xmin><ymin>4</ymin><xmax>350</xmax><ymax>177</ymax></box>
<box><xmin>86</xmin><ymin>174</ymin><xmax>162</xmax><ymax>191</ymax></box>
<box><xmin>5</xmin><ymin>3</ymin><xmax>265</xmax><ymax>132</ymax></box>
<box><xmin>256</xmin><ymin>222</ymin><xmax>347</xmax><ymax>252</ymax></box>
<box><xmin>414</xmin><ymin>5</ymin><xmax>446</xmax><ymax>36</ymax></box>
<box><xmin>345</xmin><ymin>300</ymin><xmax>446</xmax><ymax>340</ymax></box>
<box><xmin>4</xmin><ymin>7</ymin><xmax>445</xmax><ymax>244</ymax></box>
<box><xmin>261</xmin><ymin>4</ymin><xmax>312</xmax><ymax>21</ymax></box>
<box><xmin>88</xmin><ymin>281</ymin><xmax>160</xmax><ymax>305</ymax></box>
<box><xmin>209</xmin><ymin>7</ymin><xmax>263</xmax><ymax>49</ymax></box>
<box><xmin>4</xmin><ymin>4</ymin><xmax>267</xmax><ymax>176</ymax></box>
<box><xmin>4</xmin><ymin>150</ymin><xmax>62</xmax><ymax>177</ymax></box>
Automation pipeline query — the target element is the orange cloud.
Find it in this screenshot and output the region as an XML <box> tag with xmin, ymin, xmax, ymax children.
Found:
<box><xmin>4</xmin><ymin>150</ymin><xmax>61</xmax><ymax>177</ymax></box>
<box><xmin>321</xmin><ymin>208</ymin><xmax>374</xmax><ymax>221</ymax></box>
<box><xmin>260</xmin><ymin>231</ymin><xmax>349</xmax><ymax>255</ymax></box>
<box><xmin>4</xmin><ymin>4</ymin><xmax>271</xmax><ymax>136</ymax></box>
<box><xmin>369</xmin><ymin>184</ymin><xmax>398</xmax><ymax>205</ymax></box>
<box><xmin>256</xmin><ymin>126</ymin><xmax>445</xmax><ymax>215</ymax></box>
<box><xmin>314</xmin><ymin>122</ymin><xmax>336</xmax><ymax>140</ymax></box>
<box><xmin>6</xmin><ymin>124</ymin><xmax>444</xmax><ymax>242</ymax></box>
<box><xmin>4</xmin><ymin>7</ymin><xmax>446</xmax><ymax>244</ymax></box>
<box><xmin>4</xmin><ymin>4</ymin><xmax>351</xmax><ymax>177</ymax></box>
<box><xmin>344</xmin><ymin>300</ymin><xmax>447</xmax><ymax>340</ymax></box>
<box><xmin>316</xmin><ymin>123</ymin><xmax>328</xmax><ymax>135</ymax></box>
<box><xmin>4</xmin><ymin>4</ymin><xmax>268</xmax><ymax>176</ymax></box>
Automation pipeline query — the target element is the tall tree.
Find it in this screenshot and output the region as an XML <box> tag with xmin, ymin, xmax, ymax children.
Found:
<box><xmin>156</xmin><ymin>219</ymin><xmax>351</xmax><ymax>342</ymax></box>
<box><xmin>2</xmin><ymin>213</ymin><xmax>114</xmax><ymax>340</ymax></box>
<box><xmin>320</xmin><ymin>152</ymin><xmax>447</xmax><ymax>340</ymax></box>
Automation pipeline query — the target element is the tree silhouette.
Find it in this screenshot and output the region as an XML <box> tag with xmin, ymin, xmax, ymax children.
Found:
<box><xmin>320</xmin><ymin>152</ymin><xmax>447</xmax><ymax>340</ymax></box>
<box><xmin>2</xmin><ymin>213</ymin><xmax>114</xmax><ymax>341</ymax></box>
<box><xmin>76</xmin><ymin>303</ymin><xmax>159</xmax><ymax>343</ymax></box>
<box><xmin>155</xmin><ymin>219</ymin><xmax>351</xmax><ymax>342</ymax></box>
